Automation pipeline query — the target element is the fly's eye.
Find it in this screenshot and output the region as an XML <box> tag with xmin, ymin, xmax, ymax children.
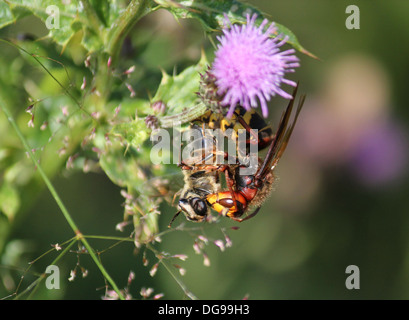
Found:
<box><xmin>190</xmin><ymin>197</ymin><xmax>207</xmax><ymax>216</ymax></box>
<box><xmin>178</xmin><ymin>198</ymin><xmax>188</xmax><ymax>206</ymax></box>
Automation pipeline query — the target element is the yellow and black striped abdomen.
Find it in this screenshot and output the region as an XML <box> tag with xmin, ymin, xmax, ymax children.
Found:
<box><xmin>194</xmin><ymin>107</ymin><xmax>273</xmax><ymax>150</ymax></box>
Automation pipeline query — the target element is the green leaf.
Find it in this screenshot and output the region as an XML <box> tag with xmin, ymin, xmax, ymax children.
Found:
<box><xmin>151</xmin><ymin>52</ymin><xmax>209</xmax><ymax>121</ymax></box>
<box><xmin>0</xmin><ymin>182</ymin><xmax>21</xmax><ymax>221</ymax></box>
<box><xmin>109</xmin><ymin>98</ymin><xmax>152</xmax><ymax>119</ymax></box>
<box><xmin>2</xmin><ymin>0</ymin><xmax>126</xmax><ymax>52</ymax></box>
<box><xmin>0</xmin><ymin>2</ymin><xmax>33</xmax><ymax>28</ymax></box>
<box><xmin>5</xmin><ymin>0</ymin><xmax>80</xmax><ymax>48</ymax></box>
<box><xmin>99</xmin><ymin>142</ymin><xmax>146</xmax><ymax>189</ymax></box>
<box><xmin>88</xmin><ymin>0</ymin><xmax>122</xmax><ymax>27</ymax></box>
<box><xmin>99</xmin><ymin>115</ymin><xmax>152</xmax><ymax>187</ymax></box>
<box><xmin>164</xmin><ymin>0</ymin><xmax>317</xmax><ymax>59</ymax></box>
<box><xmin>0</xmin><ymin>1</ymin><xmax>15</xmax><ymax>28</ymax></box>
<box><xmin>111</xmin><ymin>119</ymin><xmax>150</xmax><ymax>150</ymax></box>
<box><xmin>272</xmin><ymin>21</ymin><xmax>319</xmax><ymax>60</ymax></box>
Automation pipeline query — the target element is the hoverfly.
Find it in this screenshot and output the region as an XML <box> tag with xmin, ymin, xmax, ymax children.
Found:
<box><xmin>177</xmin><ymin>102</ymin><xmax>274</xmax><ymax>172</ymax></box>
<box><xmin>168</xmin><ymin>169</ymin><xmax>220</xmax><ymax>226</ymax></box>
<box><xmin>169</xmin><ymin>100</ymin><xmax>273</xmax><ymax>226</ymax></box>
<box><xmin>170</xmin><ymin>85</ymin><xmax>305</xmax><ymax>225</ymax></box>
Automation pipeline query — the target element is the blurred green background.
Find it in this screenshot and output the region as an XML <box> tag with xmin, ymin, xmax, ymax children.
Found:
<box><xmin>1</xmin><ymin>0</ymin><xmax>409</xmax><ymax>299</ymax></box>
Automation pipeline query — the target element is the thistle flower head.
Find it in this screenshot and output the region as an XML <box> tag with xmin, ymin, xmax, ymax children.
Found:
<box><xmin>211</xmin><ymin>14</ymin><xmax>300</xmax><ymax>118</ymax></box>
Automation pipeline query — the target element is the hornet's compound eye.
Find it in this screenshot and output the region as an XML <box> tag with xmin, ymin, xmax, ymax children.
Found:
<box><xmin>190</xmin><ymin>197</ymin><xmax>207</xmax><ymax>216</ymax></box>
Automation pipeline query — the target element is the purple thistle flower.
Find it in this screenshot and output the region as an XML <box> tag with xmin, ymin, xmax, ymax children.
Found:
<box><xmin>211</xmin><ymin>14</ymin><xmax>300</xmax><ymax>118</ymax></box>
<box><xmin>349</xmin><ymin>122</ymin><xmax>408</xmax><ymax>186</ymax></box>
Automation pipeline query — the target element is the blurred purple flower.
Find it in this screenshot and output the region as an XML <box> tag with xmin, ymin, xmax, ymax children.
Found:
<box><xmin>349</xmin><ymin>121</ymin><xmax>408</xmax><ymax>186</ymax></box>
<box><xmin>211</xmin><ymin>14</ymin><xmax>300</xmax><ymax>118</ymax></box>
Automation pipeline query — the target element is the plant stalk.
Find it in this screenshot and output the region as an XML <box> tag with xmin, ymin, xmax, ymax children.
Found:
<box><xmin>0</xmin><ymin>97</ymin><xmax>125</xmax><ymax>301</ymax></box>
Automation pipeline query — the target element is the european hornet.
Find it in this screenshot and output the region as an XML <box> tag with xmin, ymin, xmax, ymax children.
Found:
<box><xmin>207</xmin><ymin>87</ymin><xmax>305</xmax><ymax>221</ymax></box>
<box><xmin>169</xmin><ymin>104</ymin><xmax>273</xmax><ymax>225</ymax></box>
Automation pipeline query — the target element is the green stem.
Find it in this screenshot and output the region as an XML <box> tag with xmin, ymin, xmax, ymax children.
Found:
<box><xmin>160</xmin><ymin>259</ymin><xmax>198</xmax><ymax>300</ymax></box>
<box><xmin>81</xmin><ymin>0</ymin><xmax>104</xmax><ymax>31</ymax></box>
<box><xmin>26</xmin><ymin>238</ymin><xmax>77</xmax><ymax>300</ymax></box>
<box><xmin>0</xmin><ymin>97</ymin><xmax>125</xmax><ymax>301</ymax></box>
<box><xmin>0</xmin><ymin>39</ymin><xmax>89</xmax><ymax>116</ymax></box>
<box><xmin>84</xmin><ymin>235</ymin><xmax>134</xmax><ymax>242</ymax></box>
<box><xmin>158</xmin><ymin>101</ymin><xmax>209</xmax><ymax>128</ymax></box>
<box><xmin>106</xmin><ymin>0</ymin><xmax>151</xmax><ymax>65</ymax></box>
<box><xmin>146</xmin><ymin>244</ymin><xmax>198</xmax><ymax>300</ymax></box>
<box><xmin>93</xmin><ymin>0</ymin><xmax>151</xmax><ymax>111</ymax></box>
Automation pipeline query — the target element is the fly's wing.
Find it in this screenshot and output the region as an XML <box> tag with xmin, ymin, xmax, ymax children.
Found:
<box><xmin>181</xmin><ymin>124</ymin><xmax>227</xmax><ymax>167</ymax></box>
<box><xmin>182</xmin><ymin>135</ymin><xmax>219</xmax><ymax>166</ymax></box>
<box><xmin>152</xmin><ymin>168</ymin><xmax>222</xmax><ymax>196</ymax></box>
<box><xmin>147</xmin><ymin>170</ymin><xmax>185</xmax><ymax>201</ymax></box>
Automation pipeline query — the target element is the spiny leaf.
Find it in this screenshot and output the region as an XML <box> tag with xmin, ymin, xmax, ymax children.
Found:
<box><xmin>1</xmin><ymin>0</ymin><xmax>124</xmax><ymax>52</ymax></box>
<box><xmin>152</xmin><ymin>51</ymin><xmax>209</xmax><ymax>125</ymax></box>
<box><xmin>5</xmin><ymin>0</ymin><xmax>81</xmax><ymax>48</ymax></box>
<box><xmin>163</xmin><ymin>0</ymin><xmax>317</xmax><ymax>59</ymax></box>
